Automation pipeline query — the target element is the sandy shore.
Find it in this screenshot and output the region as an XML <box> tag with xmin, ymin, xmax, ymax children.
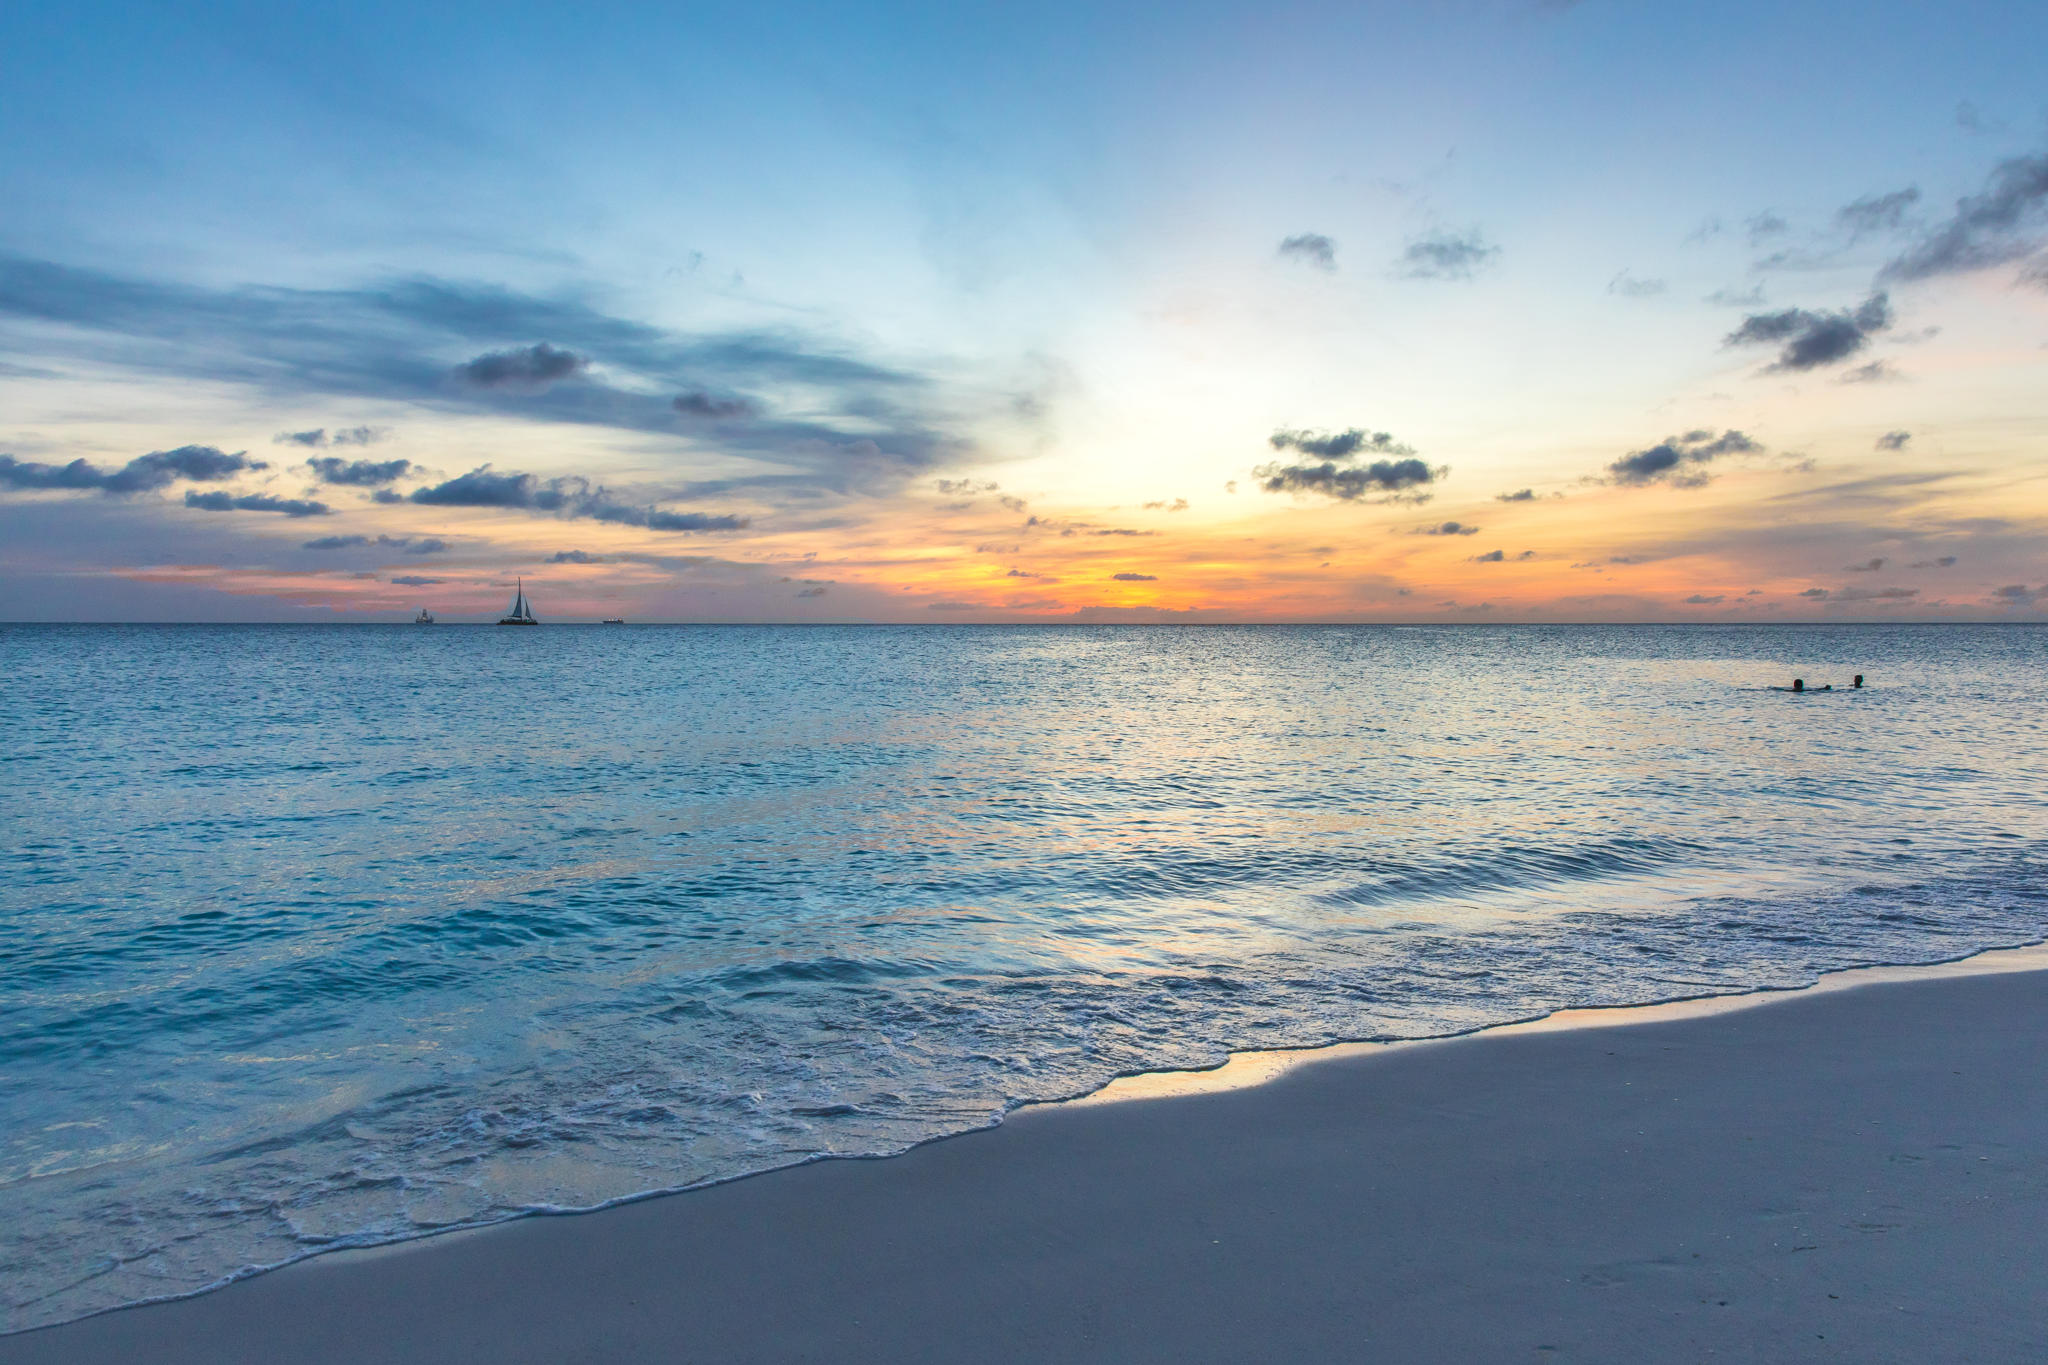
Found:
<box><xmin>6</xmin><ymin>958</ymin><xmax>2046</xmax><ymax>1364</ymax></box>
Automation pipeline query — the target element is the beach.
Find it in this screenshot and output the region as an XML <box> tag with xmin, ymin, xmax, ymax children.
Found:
<box><xmin>6</xmin><ymin>955</ymin><xmax>2043</xmax><ymax>1364</ymax></box>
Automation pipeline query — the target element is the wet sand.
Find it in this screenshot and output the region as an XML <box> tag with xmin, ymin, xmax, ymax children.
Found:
<box><xmin>5</xmin><ymin>959</ymin><xmax>2045</xmax><ymax>1363</ymax></box>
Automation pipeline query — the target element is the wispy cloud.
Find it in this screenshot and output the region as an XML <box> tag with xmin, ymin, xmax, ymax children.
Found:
<box><xmin>1396</xmin><ymin>230</ymin><xmax>1499</xmax><ymax>281</ymax></box>
<box><xmin>408</xmin><ymin>465</ymin><xmax>749</xmax><ymax>532</ymax></box>
<box><xmin>1277</xmin><ymin>233</ymin><xmax>1337</xmax><ymax>271</ymax></box>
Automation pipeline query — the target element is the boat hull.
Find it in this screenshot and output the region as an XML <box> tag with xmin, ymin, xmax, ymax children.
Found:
<box><xmin>495</xmin><ymin>618</ymin><xmax>539</xmax><ymax>626</ymax></box>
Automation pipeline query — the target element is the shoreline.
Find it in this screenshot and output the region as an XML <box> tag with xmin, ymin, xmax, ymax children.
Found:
<box><xmin>6</xmin><ymin>942</ymin><xmax>2047</xmax><ymax>1361</ymax></box>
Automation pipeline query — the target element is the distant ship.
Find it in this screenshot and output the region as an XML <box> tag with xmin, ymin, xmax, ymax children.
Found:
<box><xmin>414</xmin><ymin>608</ymin><xmax>435</xmax><ymax>625</ymax></box>
<box><xmin>601</xmin><ymin>617</ymin><xmax>626</xmax><ymax>625</ymax></box>
<box><xmin>497</xmin><ymin>579</ymin><xmax>539</xmax><ymax>626</ymax></box>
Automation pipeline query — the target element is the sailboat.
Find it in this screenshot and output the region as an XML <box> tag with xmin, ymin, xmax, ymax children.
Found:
<box><xmin>497</xmin><ymin>578</ymin><xmax>539</xmax><ymax>626</ymax></box>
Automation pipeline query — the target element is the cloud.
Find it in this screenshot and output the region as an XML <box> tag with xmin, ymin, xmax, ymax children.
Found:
<box><xmin>1747</xmin><ymin>212</ymin><xmax>1790</xmax><ymax>244</ymax></box>
<box><xmin>184</xmin><ymin>490</ymin><xmax>329</xmax><ymax>517</ymax></box>
<box><xmin>1605</xmin><ymin>429</ymin><xmax>1761</xmax><ymax>488</ymax></box>
<box><xmin>408</xmin><ymin>464</ymin><xmax>750</xmax><ymax>532</ymax></box>
<box><xmin>1469</xmin><ymin>549</ymin><xmax>1535</xmax><ymax>563</ymax></box>
<box><xmin>388</xmin><ymin>575</ymin><xmax>442</xmax><ymax>586</ymax></box>
<box><xmin>1684</xmin><ymin>594</ymin><xmax>1725</xmax><ymax>604</ymax></box>
<box><xmin>1277</xmin><ymin>234</ymin><xmax>1337</xmax><ymax>271</ymax></box>
<box><xmin>1724</xmin><ymin>293</ymin><xmax>1891</xmax><ymax>371</ymax></box>
<box><xmin>934</xmin><ymin>478</ymin><xmax>1001</xmax><ymax>496</ymax></box>
<box><xmin>1837</xmin><ymin>188</ymin><xmax>1921</xmax><ymax>237</ymax></box>
<box><xmin>1607</xmin><ymin>271</ymin><xmax>1666</xmax><ymax>298</ymax></box>
<box><xmin>1846</xmin><ymin>558</ymin><xmax>1886</xmax><ymax>572</ymax></box>
<box><xmin>1705</xmin><ymin>285</ymin><xmax>1766</xmax><ymax>307</ymax></box>
<box><xmin>1495</xmin><ymin>488</ymin><xmax>1536</xmax><ymax>502</ymax></box>
<box><xmin>1799</xmin><ymin>587</ymin><xmax>1830</xmax><ymax>598</ymax></box>
<box><xmin>1838</xmin><ymin>360</ymin><xmax>1900</xmax><ymax>384</ymax></box>
<box><xmin>0</xmin><ymin>256</ymin><xmax>964</xmax><ymax>496</ymax></box>
<box><xmin>1396</xmin><ymin>230</ymin><xmax>1498</xmax><ymax>281</ymax></box>
<box><xmin>546</xmin><ymin>550</ymin><xmax>607</xmax><ymax>564</ymax></box>
<box><xmin>1880</xmin><ymin>153</ymin><xmax>2048</xmax><ymax>283</ymax></box>
<box><xmin>796</xmin><ymin>585</ymin><xmax>828</xmax><ymax>598</ymax></box>
<box><xmin>1990</xmin><ymin>584</ymin><xmax>2039</xmax><ymax>606</ymax></box>
<box><xmin>926</xmin><ymin>600</ymin><xmax>979</xmax><ymax>612</ymax></box>
<box><xmin>275</xmin><ymin>426</ymin><xmax>384</xmax><ymax>448</ymax></box>
<box><xmin>1141</xmin><ymin>497</ymin><xmax>1189</xmax><ymax>511</ymax></box>
<box><xmin>1832</xmin><ymin>585</ymin><xmax>1919</xmax><ymax>602</ymax></box>
<box><xmin>1909</xmin><ymin>556</ymin><xmax>1957</xmax><ymax>569</ymax></box>
<box><xmin>1254</xmin><ymin>427</ymin><xmax>1444</xmax><ymax>503</ymax></box>
<box><xmin>300</xmin><ymin>533</ymin><xmax>444</xmax><ymax>553</ymax></box>
<box><xmin>409</xmin><ymin>467</ymin><xmax>538</xmax><ymax>507</ymax></box>
<box><xmin>306</xmin><ymin>455</ymin><xmax>412</xmax><ymax>485</ymax></box>
<box><xmin>673</xmin><ymin>391</ymin><xmax>757</xmax><ymax>419</ymax></box>
<box><xmin>0</xmin><ymin>445</ymin><xmax>267</xmax><ymax>497</ymax></box>
<box><xmin>452</xmin><ymin>342</ymin><xmax>589</xmax><ymax>391</ymax></box>
<box><xmin>1875</xmin><ymin>430</ymin><xmax>1912</xmax><ymax>451</ymax></box>
<box><xmin>1414</xmin><ymin>521</ymin><xmax>1481</xmax><ymax>536</ymax></box>
<box><xmin>1110</xmin><ymin>572</ymin><xmax>1158</xmax><ymax>581</ymax></box>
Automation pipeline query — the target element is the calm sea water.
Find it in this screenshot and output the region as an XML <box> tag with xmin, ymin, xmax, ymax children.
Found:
<box><xmin>3</xmin><ymin>623</ymin><xmax>2046</xmax><ymax>1329</ymax></box>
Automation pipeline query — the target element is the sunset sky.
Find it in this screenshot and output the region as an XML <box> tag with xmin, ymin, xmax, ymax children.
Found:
<box><xmin>2</xmin><ymin>0</ymin><xmax>2044</xmax><ymax>622</ymax></box>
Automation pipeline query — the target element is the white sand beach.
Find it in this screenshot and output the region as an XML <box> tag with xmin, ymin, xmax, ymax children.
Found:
<box><xmin>5</xmin><ymin>956</ymin><xmax>2045</xmax><ymax>1364</ymax></box>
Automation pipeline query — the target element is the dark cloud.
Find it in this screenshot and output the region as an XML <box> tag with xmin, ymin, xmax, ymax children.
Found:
<box><xmin>388</xmin><ymin>575</ymin><xmax>442</xmax><ymax>586</ymax></box>
<box><xmin>1110</xmin><ymin>572</ymin><xmax>1158</xmax><ymax>581</ymax></box>
<box><xmin>673</xmin><ymin>391</ymin><xmax>757</xmax><ymax>419</ymax></box>
<box><xmin>184</xmin><ymin>491</ymin><xmax>329</xmax><ymax>517</ymax></box>
<box><xmin>1875</xmin><ymin>430</ymin><xmax>1912</xmax><ymax>451</ymax></box>
<box><xmin>1396</xmin><ymin>230</ymin><xmax>1498</xmax><ymax>281</ymax></box>
<box><xmin>1684</xmin><ymin>594</ymin><xmax>1725</xmax><ymax>604</ymax></box>
<box><xmin>1909</xmin><ymin>556</ymin><xmax>1957</xmax><ymax>569</ymax></box>
<box><xmin>1833</xmin><ymin>586</ymin><xmax>1919</xmax><ymax>602</ymax></box>
<box><xmin>1605</xmin><ymin>429</ymin><xmax>1761</xmax><ymax>488</ymax></box>
<box><xmin>1495</xmin><ymin>488</ymin><xmax>1536</xmax><ymax>502</ymax></box>
<box><xmin>796</xmin><ymin>586</ymin><xmax>828</xmax><ymax>598</ymax></box>
<box><xmin>1469</xmin><ymin>548</ymin><xmax>1535</xmax><ymax>563</ymax></box>
<box><xmin>1837</xmin><ymin>188</ymin><xmax>1921</xmax><ymax>237</ymax></box>
<box><xmin>1880</xmin><ymin>153</ymin><xmax>2048</xmax><ymax>283</ymax></box>
<box><xmin>546</xmin><ymin>550</ymin><xmax>607</xmax><ymax>564</ymax></box>
<box><xmin>1414</xmin><ymin>521</ymin><xmax>1481</xmax><ymax>536</ymax></box>
<box><xmin>1255</xmin><ymin>427</ymin><xmax>1443</xmax><ymax>503</ymax></box>
<box><xmin>370</xmin><ymin>488</ymin><xmax>405</xmax><ymax>504</ymax></box>
<box><xmin>1990</xmin><ymin>584</ymin><xmax>2039</xmax><ymax>606</ymax></box>
<box><xmin>0</xmin><ymin>445</ymin><xmax>265</xmax><ymax>496</ymax></box>
<box><xmin>934</xmin><ymin>478</ymin><xmax>1000</xmax><ymax>496</ymax></box>
<box><xmin>275</xmin><ymin>426</ymin><xmax>384</xmax><ymax>448</ymax></box>
<box><xmin>306</xmin><ymin>455</ymin><xmax>412</xmax><ymax>486</ymax></box>
<box><xmin>1141</xmin><ymin>498</ymin><xmax>1189</xmax><ymax>511</ymax></box>
<box><xmin>1724</xmin><ymin>293</ymin><xmax>1892</xmax><ymax>371</ymax></box>
<box><xmin>409</xmin><ymin>467</ymin><xmax>538</xmax><ymax>507</ymax></box>
<box><xmin>1846</xmin><ymin>558</ymin><xmax>1886</xmax><ymax>572</ymax></box>
<box><xmin>1277</xmin><ymin>234</ymin><xmax>1337</xmax><ymax>271</ymax></box>
<box><xmin>1269</xmin><ymin>428</ymin><xmax>1413</xmax><ymax>460</ymax></box>
<box><xmin>408</xmin><ymin>464</ymin><xmax>750</xmax><ymax>532</ymax></box>
<box><xmin>1607</xmin><ymin>271</ymin><xmax>1666</xmax><ymax>298</ymax></box>
<box><xmin>452</xmin><ymin>342</ymin><xmax>588</xmax><ymax>391</ymax></box>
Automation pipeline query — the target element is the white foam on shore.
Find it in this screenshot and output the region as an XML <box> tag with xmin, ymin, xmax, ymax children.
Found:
<box><xmin>1066</xmin><ymin>939</ymin><xmax>2048</xmax><ymax>1106</ymax></box>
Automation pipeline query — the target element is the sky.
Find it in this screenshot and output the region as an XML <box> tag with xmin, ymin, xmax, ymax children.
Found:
<box><xmin>2</xmin><ymin>0</ymin><xmax>2044</xmax><ymax>622</ymax></box>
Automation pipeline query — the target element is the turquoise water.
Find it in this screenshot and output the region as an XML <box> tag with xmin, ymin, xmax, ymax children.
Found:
<box><xmin>3</xmin><ymin>623</ymin><xmax>2045</xmax><ymax>1329</ymax></box>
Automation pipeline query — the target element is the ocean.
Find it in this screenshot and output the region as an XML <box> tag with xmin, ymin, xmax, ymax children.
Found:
<box><xmin>3</xmin><ymin>623</ymin><xmax>2044</xmax><ymax>1331</ymax></box>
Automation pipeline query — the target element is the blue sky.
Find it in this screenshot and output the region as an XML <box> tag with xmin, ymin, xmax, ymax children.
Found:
<box><xmin>2</xmin><ymin>0</ymin><xmax>2044</xmax><ymax>620</ymax></box>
